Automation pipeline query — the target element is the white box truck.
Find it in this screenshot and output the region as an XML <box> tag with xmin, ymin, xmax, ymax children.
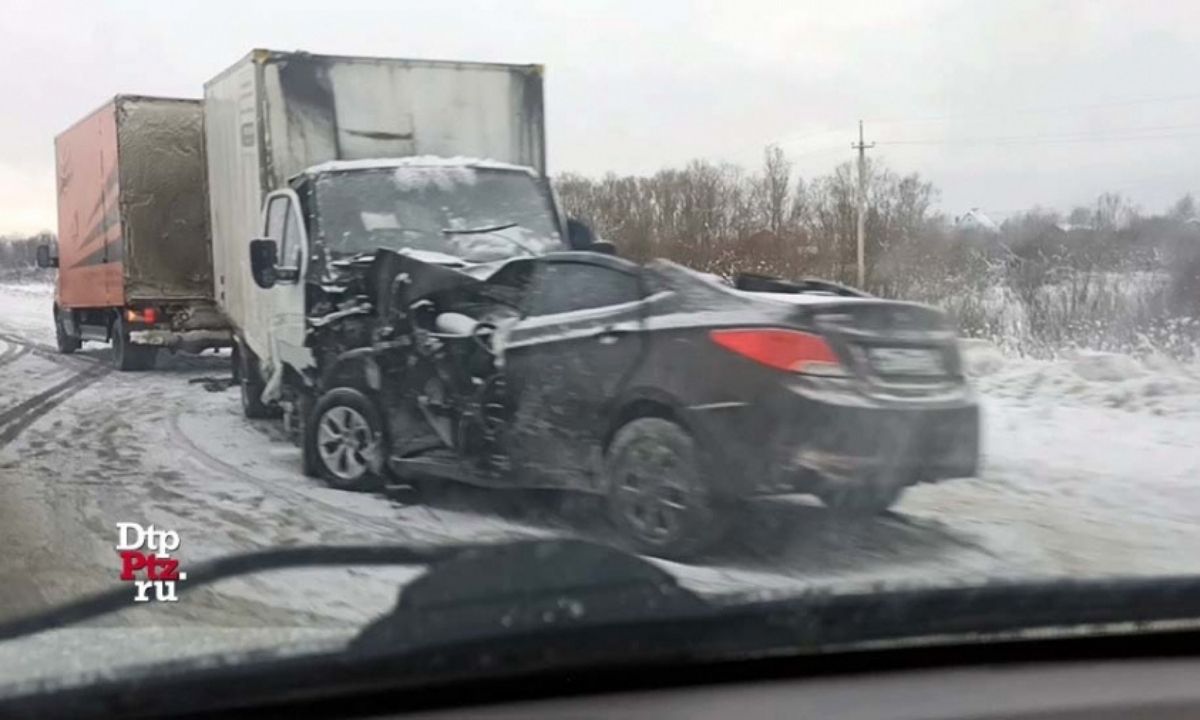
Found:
<box><xmin>204</xmin><ymin>50</ymin><xmax>599</xmax><ymax>432</ymax></box>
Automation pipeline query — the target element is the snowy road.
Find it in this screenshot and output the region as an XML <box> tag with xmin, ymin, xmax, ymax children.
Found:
<box><xmin>1</xmin><ymin>280</ymin><xmax>1199</xmax><ymax>641</ymax></box>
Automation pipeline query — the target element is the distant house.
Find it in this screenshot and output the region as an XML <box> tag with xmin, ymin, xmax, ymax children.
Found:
<box><xmin>955</xmin><ymin>208</ymin><xmax>1000</xmax><ymax>234</ymax></box>
<box><xmin>1055</xmin><ymin>222</ymin><xmax>1094</xmax><ymax>233</ymax></box>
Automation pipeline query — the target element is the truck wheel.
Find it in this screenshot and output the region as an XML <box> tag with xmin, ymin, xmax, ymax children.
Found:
<box><xmin>605</xmin><ymin>417</ymin><xmax>728</xmax><ymax>560</ymax></box>
<box><xmin>305</xmin><ymin>387</ymin><xmax>386</xmax><ymax>490</ymax></box>
<box><xmin>112</xmin><ymin>316</ymin><xmax>157</xmax><ymax>371</ymax></box>
<box><xmin>53</xmin><ymin>306</ymin><xmax>81</xmax><ymax>354</ymax></box>
<box><xmin>237</xmin><ymin>341</ymin><xmax>276</xmax><ymax>419</ymax></box>
<box><xmin>230</xmin><ymin>342</ymin><xmax>243</xmax><ymax>384</ymax></box>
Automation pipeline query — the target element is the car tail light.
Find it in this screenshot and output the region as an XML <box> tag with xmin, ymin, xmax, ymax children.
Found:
<box><xmin>125</xmin><ymin>307</ymin><xmax>158</xmax><ymax>324</ymax></box>
<box><xmin>709</xmin><ymin>328</ymin><xmax>847</xmax><ymax>376</ymax></box>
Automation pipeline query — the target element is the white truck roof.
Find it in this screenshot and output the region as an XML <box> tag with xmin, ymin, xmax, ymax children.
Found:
<box><xmin>301</xmin><ymin>156</ymin><xmax>536</xmax><ymax>176</ymax></box>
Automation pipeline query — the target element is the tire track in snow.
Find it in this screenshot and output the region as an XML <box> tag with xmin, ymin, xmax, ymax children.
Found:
<box><xmin>0</xmin><ymin>366</ymin><xmax>111</xmax><ymax>449</ymax></box>
<box><xmin>0</xmin><ymin>339</ymin><xmax>30</xmax><ymax>369</ymax></box>
<box><xmin>0</xmin><ymin>331</ymin><xmax>102</xmax><ymax>373</ymax></box>
<box><xmin>165</xmin><ymin>409</ymin><xmax>431</xmax><ymax>540</ymax></box>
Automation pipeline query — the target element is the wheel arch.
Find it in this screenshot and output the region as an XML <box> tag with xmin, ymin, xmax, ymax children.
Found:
<box><xmin>318</xmin><ymin>347</ymin><xmax>383</xmax><ymax>394</ymax></box>
<box><xmin>602</xmin><ymin>390</ymin><xmax>690</xmax><ymax>453</ymax></box>
<box><xmin>602</xmin><ymin>387</ymin><xmax>733</xmax><ymax>495</ymax></box>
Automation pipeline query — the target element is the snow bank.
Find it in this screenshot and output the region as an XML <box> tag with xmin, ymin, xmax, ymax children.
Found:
<box><xmin>959</xmin><ymin>338</ymin><xmax>1005</xmax><ymax>376</ymax></box>
<box><xmin>961</xmin><ymin>339</ymin><xmax>1200</xmax><ymax>416</ymax></box>
<box><xmin>0</xmin><ymin>281</ymin><xmax>54</xmax><ymax>343</ymax></box>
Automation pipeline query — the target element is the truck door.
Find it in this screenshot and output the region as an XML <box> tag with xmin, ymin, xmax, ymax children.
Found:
<box><xmin>261</xmin><ymin>190</ymin><xmax>314</xmax><ymax>376</ymax></box>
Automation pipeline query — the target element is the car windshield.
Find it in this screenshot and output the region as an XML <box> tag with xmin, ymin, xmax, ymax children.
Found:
<box><xmin>2</xmin><ymin>2</ymin><xmax>1200</xmax><ymax>714</ymax></box>
<box><xmin>314</xmin><ymin>166</ymin><xmax>565</xmax><ymax>262</ymax></box>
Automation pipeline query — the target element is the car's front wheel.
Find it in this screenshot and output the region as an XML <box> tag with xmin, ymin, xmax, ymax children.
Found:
<box><xmin>605</xmin><ymin>417</ymin><xmax>728</xmax><ymax>560</ymax></box>
<box><xmin>305</xmin><ymin>387</ymin><xmax>387</xmax><ymax>490</ymax></box>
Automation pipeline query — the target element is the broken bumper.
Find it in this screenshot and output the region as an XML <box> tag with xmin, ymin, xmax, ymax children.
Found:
<box><xmin>685</xmin><ymin>378</ymin><xmax>980</xmax><ymax>498</ymax></box>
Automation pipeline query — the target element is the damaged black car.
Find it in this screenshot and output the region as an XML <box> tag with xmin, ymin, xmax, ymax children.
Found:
<box><xmin>303</xmin><ymin>249</ymin><xmax>980</xmax><ymax>558</ymax></box>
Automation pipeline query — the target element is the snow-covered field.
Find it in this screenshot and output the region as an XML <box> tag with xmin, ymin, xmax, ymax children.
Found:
<box><xmin>1</xmin><ymin>280</ymin><xmax>1199</xmax><ymax>681</ymax></box>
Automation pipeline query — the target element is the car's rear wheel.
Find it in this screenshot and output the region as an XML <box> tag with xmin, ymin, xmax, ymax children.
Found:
<box><xmin>53</xmin><ymin>306</ymin><xmax>80</xmax><ymax>354</ymax></box>
<box><xmin>605</xmin><ymin>417</ymin><xmax>728</xmax><ymax>559</ymax></box>
<box><xmin>112</xmin><ymin>315</ymin><xmax>156</xmax><ymax>371</ymax></box>
<box><xmin>306</xmin><ymin>387</ymin><xmax>386</xmax><ymax>490</ymax></box>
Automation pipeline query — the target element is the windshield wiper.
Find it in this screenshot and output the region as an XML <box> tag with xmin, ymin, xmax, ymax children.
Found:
<box><xmin>442</xmin><ymin>223</ymin><xmax>538</xmax><ymax>255</ymax></box>
<box><xmin>441</xmin><ymin>223</ymin><xmax>519</xmax><ymax>235</ymax></box>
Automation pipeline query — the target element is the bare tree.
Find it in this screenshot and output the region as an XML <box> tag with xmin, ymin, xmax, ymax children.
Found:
<box><xmin>1169</xmin><ymin>193</ymin><xmax>1197</xmax><ymax>221</ymax></box>
<box><xmin>757</xmin><ymin>145</ymin><xmax>791</xmax><ymax>236</ymax></box>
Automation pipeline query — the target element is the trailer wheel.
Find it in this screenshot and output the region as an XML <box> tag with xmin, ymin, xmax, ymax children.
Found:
<box><xmin>306</xmin><ymin>387</ymin><xmax>386</xmax><ymax>490</ymax></box>
<box><xmin>112</xmin><ymin>315</ymin><xmax>157</xmax><ymax>371</ymax></box>
<box><xmin>53</xmin><ymin>306</ymin><xmax>80</xmax><ymax>354</ymax></box>
<box><xmin>605</xmin><ymin>417</ymin><xmax>728</xmax><ymax>560</ymax></box>
<box><xmin>237</xmin><ymin>340</ymin><xmax>276</xmax><ymax>419</ymax></box>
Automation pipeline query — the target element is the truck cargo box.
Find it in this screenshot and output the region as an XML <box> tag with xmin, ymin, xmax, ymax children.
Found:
<box><xmin>204</xmin><ymin>49</ymin><xmax>546</xmax><ymax>352</ymax></box>
<box><xmin>55</xmin><ymin>95</ymin><xmax>213</xmax><ymax>308</ymax></box>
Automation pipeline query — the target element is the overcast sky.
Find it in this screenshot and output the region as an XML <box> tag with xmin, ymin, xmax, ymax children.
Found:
<box><xmin>2</xmin><ymin>0</ymin><xmax>1199</xmax><ymax>235</ymax></box>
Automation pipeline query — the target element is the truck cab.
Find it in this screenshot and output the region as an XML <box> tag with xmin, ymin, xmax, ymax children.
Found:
<box><xmin>202</xmin><ymin>49</ymin><xmax>583</xmax><ymax>439</ymax></box>
<box><xmin>241</xmin><ymin>157</ymin><xmax>597</xmax><ymax>432</ymax></box>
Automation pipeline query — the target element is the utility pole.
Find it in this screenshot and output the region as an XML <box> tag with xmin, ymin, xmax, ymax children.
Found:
<box><xmin>851</xmin><ymin>120</ymin><xmax>875</xmax><ymax>288</ymax></box>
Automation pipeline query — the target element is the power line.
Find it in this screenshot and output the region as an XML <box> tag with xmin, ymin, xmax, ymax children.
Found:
<box><xmin>879</xmin><ymin>123</ymin><xmax>1200</xmax><ymax>148</ymax></box>
<box><xmin>867</xmin><ymin>91</ymin><xmax>1200</xmax><ymax>127</ymax></box>
<box><xmin>852</xmin><ymin>120</ymin><xmax>874</xmax><ymax>289</ymax></box>
<box><xmin>741</xmin><ymin>91</ymin><xmax>1200</xmax><ymax>159</ymax></box>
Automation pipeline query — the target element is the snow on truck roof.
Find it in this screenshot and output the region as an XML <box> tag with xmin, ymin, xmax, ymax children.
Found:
<box><xmin>302</xmin><ymin>156</ymin><xmax>536</xmax><ymax>175</ymax></box>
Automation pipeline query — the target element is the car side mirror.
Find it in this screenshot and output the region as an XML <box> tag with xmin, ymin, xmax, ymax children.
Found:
<box><xmin>35</xmin><ymin>244</ymin><xmax>57</xmax><ymax>269</ymax></box>
<box><xmin>566</xmin><ymin>218</ymin><xmax>597</xmax><ymax>251</ymax></box>
<box><xmin>249</xmin><ymin>238</ymin><xmax>278</xmax><ymax>289</ymax></box>
<box><xmin>589</xmin><ymin>240</ymin><xmax>618</xmax><ymax>256</ymax></box>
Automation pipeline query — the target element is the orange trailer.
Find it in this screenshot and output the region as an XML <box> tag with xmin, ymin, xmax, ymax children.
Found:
<box><xmin>40</xmin><ymin>96</ymin><xmax>230</xmax><ymax>370</ymax></box>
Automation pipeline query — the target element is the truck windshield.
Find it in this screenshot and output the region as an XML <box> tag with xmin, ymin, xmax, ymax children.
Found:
<box><xmin>314</xmin><ymin>166</ymin><xmax>565</xmax><ymax>262</ymax></box>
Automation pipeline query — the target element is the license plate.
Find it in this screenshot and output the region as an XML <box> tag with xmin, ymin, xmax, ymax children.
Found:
<box><xmin>867</xmin><ymin>347</ymin><xmax>945</xmax><ymax>376</ymax></box>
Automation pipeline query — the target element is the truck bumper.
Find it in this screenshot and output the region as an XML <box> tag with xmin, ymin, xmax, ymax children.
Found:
<box><xmin>129</xmin><ymin>329</ymin><xmax>232</xmax><ymax>354</ymax></box>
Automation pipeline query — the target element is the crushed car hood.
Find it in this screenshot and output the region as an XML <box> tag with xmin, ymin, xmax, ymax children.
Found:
<box><xmin>319</xmin><ymin>248</ymin><xmax>532</xmax><ymax>311</ymax></box>
<box><xmin>362</xmin><ymin>249</ymin><xmax>534</xmax><ymax>311</ymax></box>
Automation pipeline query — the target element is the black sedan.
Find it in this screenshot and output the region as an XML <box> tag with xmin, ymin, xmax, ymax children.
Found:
<box><xmin>305</xmin><ymin>250</ymin><xmax>979</xmax><ymax>558</ymax></box>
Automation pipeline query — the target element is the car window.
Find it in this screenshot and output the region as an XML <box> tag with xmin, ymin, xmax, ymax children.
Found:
<box><xmin>525</xmin><ymin>261</ymin><xmax>642</xmax><ymax>316</ymax></box>
<box><xmin>265</xmin><ymin>196</ymin><xmax>289</xmax><ymax>241</ymax></box>
<box><xmin>280</xmin><ymin>204</ymin><xmax>302</xmax><ymax>269</ymax></box>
